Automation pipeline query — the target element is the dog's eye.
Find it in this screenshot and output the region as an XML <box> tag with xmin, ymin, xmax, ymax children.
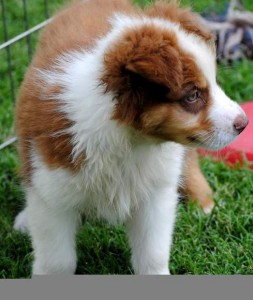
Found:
<box><xmin>185</xmin><ymin>90</ymin><xmax>200</xmax><ymax>103</ymax></box>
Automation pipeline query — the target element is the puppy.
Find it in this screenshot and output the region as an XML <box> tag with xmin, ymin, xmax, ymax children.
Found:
<box><xmin>14</xmin><ymin>0</ymin><xmax>248</xmax><ymax>275</ymax></box>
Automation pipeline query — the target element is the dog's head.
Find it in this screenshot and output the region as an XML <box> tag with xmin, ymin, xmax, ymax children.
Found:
<box><xmin>101</xmin><ymin>4</ymin><xmax>248</xmax><ymax>149</ymax></box>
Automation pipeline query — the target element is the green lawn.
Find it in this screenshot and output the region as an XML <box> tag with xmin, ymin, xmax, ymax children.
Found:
<box><xmin>1</xmin><ymin>0</ymin><xmax>253</xmax><ymax>278</ymax></box>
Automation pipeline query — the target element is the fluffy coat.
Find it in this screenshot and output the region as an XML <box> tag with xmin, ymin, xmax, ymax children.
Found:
<box><xmin>14</xmin><ymin>0</ymin><xmax>248</xmax><ymax>275</ymax></box>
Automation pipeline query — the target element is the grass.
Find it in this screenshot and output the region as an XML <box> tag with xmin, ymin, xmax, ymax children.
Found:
<box><xmin>0</xmin><ymin>0</ymin><xmax>253</xmax><ymax>278</ymax></box>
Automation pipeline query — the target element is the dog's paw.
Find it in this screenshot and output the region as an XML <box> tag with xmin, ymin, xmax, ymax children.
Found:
<box><xmin>14</xmin><ymin>209</ymin><xmax>29</xmax><ymax>234</ymax></box>
<box><xmin>203</xmin><ymin>202</ymin><xmax>214</xmax><ymax>214</ymax></box>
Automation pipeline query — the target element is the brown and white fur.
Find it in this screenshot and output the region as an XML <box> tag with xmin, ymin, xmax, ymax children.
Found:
<box><xmin>182</xmin><ymin>148</ymin><xmax>214</xmax><ymax>213</ymax></box>
<box><xmin>14</xmin><ymin>0</ymin><xmax>248</xmax><ymax>275</ymax></box>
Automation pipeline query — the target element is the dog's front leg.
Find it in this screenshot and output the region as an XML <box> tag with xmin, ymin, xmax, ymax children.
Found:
<box><xmin>25</xmin><ymin>189</ymin><xmax>79</xmax><ymax>275</ymax></box>
<box><xmin>126</xmin><ymin>187</ymin><xmax>178</xmax><ymax>275</ymax></box>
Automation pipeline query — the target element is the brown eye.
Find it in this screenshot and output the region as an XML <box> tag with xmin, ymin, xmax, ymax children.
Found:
<box><xmin>185</xmin><ymin>90</ymin><xmax>200</xmax><ymax>103</ymax></box>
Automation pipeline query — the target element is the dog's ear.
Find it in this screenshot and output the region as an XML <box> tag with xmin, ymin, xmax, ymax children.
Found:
<box><xmin>112</xmin><ymin>44</ymin><xmax>184</xmax><ymax>124</ymax></box>
<box><xmin>122</xmin><ymin>39</ymin><xmax>183</xmax><ymax>92</ymax></box>
<box><xmin>102</xmin><ymin>27</ymin><xmax>184</xmax><ymax>124</ymax></box>
<box><xmin>103</xmin><ymin>26</ymin><xmax>183</xmax><ymax>92</ymax></box>
<box><xmin>121</xmin><ymin>62</ymin><xmax>171</xmax><ymax>109</ymax></box>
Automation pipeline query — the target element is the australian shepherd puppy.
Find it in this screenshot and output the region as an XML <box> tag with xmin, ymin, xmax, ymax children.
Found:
<box><xmin>14</xmin><ymin>0</ymin><xmax>248</xmax><ymax>275</ymax></box>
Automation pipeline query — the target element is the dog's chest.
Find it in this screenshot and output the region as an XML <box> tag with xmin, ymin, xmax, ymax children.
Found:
<box><xmin>33</xmin><ymin>142</ymin><xmax>184</xmax><ymax>223</ymax></box>
<box><xmin>74</xmin><ymin>142</ymin><xmax>184</xmax><ymax>223</ymax></box>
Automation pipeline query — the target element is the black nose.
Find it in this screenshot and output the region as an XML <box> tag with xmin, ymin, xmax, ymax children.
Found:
<box><xmin>233</xmin><ymin>115</ymin><xmax>249</xmax><ymax>134</ymax></box>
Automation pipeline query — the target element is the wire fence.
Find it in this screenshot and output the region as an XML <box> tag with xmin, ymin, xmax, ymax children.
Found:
<box><xmin>0</xmin><ymin>0</ymin><xmax>52</xmax><ymax>151</ymax></box>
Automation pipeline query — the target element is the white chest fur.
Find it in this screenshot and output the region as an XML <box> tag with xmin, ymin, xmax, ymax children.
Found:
<box><xmin>31</xmin><ymin>140</ymin><xmax>184</xmax><ymax>224</ymax></box>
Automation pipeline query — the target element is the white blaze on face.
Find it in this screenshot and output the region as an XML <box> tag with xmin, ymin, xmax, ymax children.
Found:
<box><xmin>207</xmin><ymin>84</ymin><xmax>248</xmax><ymax>149</ymax></box>
<box><xmin>174</xmin><ymin>26</ymin><xmax>248</xmax><ymax>149</ymax></box>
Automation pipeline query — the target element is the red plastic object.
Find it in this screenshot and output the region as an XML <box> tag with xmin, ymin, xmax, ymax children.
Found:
<box><xmin>198</xmin><ymin>101</ymin><xmax>253</xmax><ymax>169</ymax></box>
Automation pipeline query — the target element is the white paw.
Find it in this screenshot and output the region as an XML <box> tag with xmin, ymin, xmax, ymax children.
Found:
<box><xmin>203</xmin><ymin>202</ymin><xmax>214</xmax><ymax>214</ymax></box>
<box><xmin>14</xmin><ymin>209</ymin><xmax>29</xmax><ymax>234</ymax></box>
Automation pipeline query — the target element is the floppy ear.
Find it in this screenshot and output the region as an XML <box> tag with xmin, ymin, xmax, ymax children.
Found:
<box><xmin>102</xmin><ymin>24</ymin><xmax>183</xmax><ymax>93</ymax></box>
<box><xmin>123</xmin><ymin>62</ymin><xmax>171</xmax><ymax>105</ymax></box>
<box><xmin>109</xmin><ymin>48</ymin><xmax>183</xmax><ymax>125</ymax></box>
<box><xmin>124</xmin><ymin>44</ymin><xmax>182</xmax><ymax>90</ymax></box>
<box><xmin>101</xmin><ymin>27</ymin><xmax>183</xmax><ymax>124</ymax></box>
